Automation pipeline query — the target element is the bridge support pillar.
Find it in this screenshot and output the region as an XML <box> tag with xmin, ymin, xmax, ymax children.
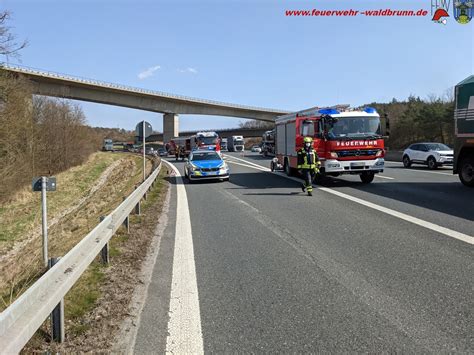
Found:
<box><xmin>163</xmin><ymin>113</ymin><xmax>179</xmax><ymax>144</ymax></box>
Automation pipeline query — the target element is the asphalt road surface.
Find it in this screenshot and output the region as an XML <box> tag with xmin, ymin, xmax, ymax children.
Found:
<box><xmin>134</xmin><ymin>152</ymin><xmax>473</xmax><ymax>353</ymax></box>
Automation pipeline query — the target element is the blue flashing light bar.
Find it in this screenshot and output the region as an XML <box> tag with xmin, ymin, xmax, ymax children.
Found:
<box><xmin>318</xmin><ymin>108</ymin><xmax>340</xmax><ymax>115</ymax></box>
<box><xmin>364</xmin><ymin>107</ymin><xmax>377</xmax><ymax>113</ymax></box>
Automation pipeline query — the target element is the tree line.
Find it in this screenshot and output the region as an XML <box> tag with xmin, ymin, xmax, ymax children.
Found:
<box><xmin>0</xmin><ymin>70</ymin><xmax>137</xmax><ymax>202</ymax></box>
<box><xmin>367</xmin><ymin>94</ymin><xmax>454</xmax><ymax>150</ymax></box>
<box><xmin>0</xmin><ymin>71</ymin><xmax>105</xmax><ymax>202</ymax></box>
<box><xmin>0</xmin><ymin>11</ymin><xmax>138</xmax><ymax>202</ymax></box>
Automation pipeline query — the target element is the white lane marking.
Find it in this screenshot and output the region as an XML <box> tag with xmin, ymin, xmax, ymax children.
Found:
<box><xmin>224</xmin><ymin>154</ymin><xmax>271</xmax><ymax>171</ymax></box>
<box><xmin>226</xmin><ymin>160</ymin><xmax>269</xmax><ymax>172</ymax></box>
<box><xmin>375</xmin><ymin>175</ymin><xmax>395</xmax><ymax>180</ymax></box>
<box><xmin>318</xmin><ymin>187</ymin><xmax>474</xmax><ymax>245</ymax></box>
<box><xmin>403</xmin><ymin>169</ymin><xmax>454</xmax><ymax>177</ymax></box>
<box><xmin>229</xmin><ymin>157</ymin><xmax>474</xmax><ymax>245</ymax></box>
<box><xmin>385</xmin><ymin>162</ymin><xmax>454</xmax><ymax>176</ymax></box>
<box><xmin>164</xmin><ymin>161</ymin><xmax>204</xmax><ymax>354</ymax></box>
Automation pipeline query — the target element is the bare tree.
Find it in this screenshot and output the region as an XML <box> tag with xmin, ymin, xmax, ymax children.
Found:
<box><xmin>0</xmin><ymin>10</ymin><xmax>27</xmax><ymax>60</ymax></box>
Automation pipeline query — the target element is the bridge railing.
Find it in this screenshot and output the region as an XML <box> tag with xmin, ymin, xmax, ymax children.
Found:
<box><xmin>0</xmin><ymin>62</ymin><xmax>288</xmax><ymax>114</ymax></box>
<box><xmin>0</xmin><ymin>161</ymin><xmax>162</xmax><ymax>353</ymax></box>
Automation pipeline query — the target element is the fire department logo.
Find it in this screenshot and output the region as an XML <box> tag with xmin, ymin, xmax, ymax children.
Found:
<box><xmin>453</xmin><ymin>0</ymin><xmax>473</xmax><ymax>24</ymax></box>
<box><xmin>431</xmin><ymin>0</ymin><xmax>473</xmax><ymax>24</ymax></box>
<box><xmin>431</xmin><ymin>0</ymin><xmax>451</xmax><ymax>24</ymax></box>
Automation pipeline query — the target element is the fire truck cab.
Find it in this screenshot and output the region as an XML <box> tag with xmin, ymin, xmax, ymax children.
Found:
<box><xmin>272</xmin><ymin>106</ymin><xmax>386</xmax><ymax>184</ymax></box>
<box><xmin>191</xmin><ymin>131</ymin><xmax>221</xmax><ymax>152</ymax></box>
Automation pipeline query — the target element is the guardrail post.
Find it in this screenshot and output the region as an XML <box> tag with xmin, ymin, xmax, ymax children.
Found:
<box><xmin>99</xmin><ymin>216</ymin><xmax>109</xmax><ymax>264</ymax></box>
<box><xmin>133</xmin><ymin>185</ymin><xmax>141</xmax><ymax>215</ymax></box>
<box><xmin>122</xmin><ymin>197</ymin><xmax>130</xmax><ymax>233</ymax></box>
<box><xmin>48</xmin><ymin>257</ymin><xmax>64</xmax><ymax>343</ymax></box>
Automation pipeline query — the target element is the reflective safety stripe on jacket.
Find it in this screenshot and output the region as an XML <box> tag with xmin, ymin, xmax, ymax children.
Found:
<box><xmin>297</xmin><ymin>148</ymin><xmax>319</xmax><ymax>169</ymax></box>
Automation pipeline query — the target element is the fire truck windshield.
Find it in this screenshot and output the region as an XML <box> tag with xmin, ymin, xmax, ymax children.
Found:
<box><xmin>198</xmin><ymin>137</ymin><xmax>218</xmax><ymax>145</ymax></box>
<box><xmin>328</xmin><ymin>116</ymin><xmax>381</xmax><ymax>139</ymax></box>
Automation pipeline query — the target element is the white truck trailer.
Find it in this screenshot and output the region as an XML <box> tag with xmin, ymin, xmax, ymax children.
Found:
<box><xmin>227</xmin><ymin>135</ymin><xmax>245</xmax><ymax>152</ymax></box>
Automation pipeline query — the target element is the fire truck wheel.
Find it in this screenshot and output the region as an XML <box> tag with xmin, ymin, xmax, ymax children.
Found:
<box><xmin>459</xmin><ymin>156</ymin><xmax>474</xmax><ymax>187</ymax></box>
<box><xmin>360</xmin><ymin>172</ymin><xmax>375</xmax><ymax>183</ymax></box>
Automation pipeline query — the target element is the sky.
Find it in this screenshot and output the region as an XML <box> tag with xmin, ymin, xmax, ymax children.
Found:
<box><xmin>1</xmin><ymin>0</ymin><xmax>473</xmax><ymax>132</ymax></box>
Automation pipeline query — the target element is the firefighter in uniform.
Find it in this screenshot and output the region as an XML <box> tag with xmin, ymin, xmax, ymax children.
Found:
<box><xmin>297</xmin><ymin>137</ymin><xmax>320</xmax><ymax>196</ymax></box>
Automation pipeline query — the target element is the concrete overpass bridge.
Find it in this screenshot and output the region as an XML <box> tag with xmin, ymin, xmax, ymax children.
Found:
<box><xmin>0</xmin><ymin>64</ymin><xmax>289</xmax><ymax>142</ymax></box>
<box><xmin>146</xmin><ymin>127</ymin><xmax>272</xmax><ymax>143</ymax></box>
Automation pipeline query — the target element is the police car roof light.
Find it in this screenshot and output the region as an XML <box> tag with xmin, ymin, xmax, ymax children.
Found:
<box><xmin>364</xmin><ymin>107</ymin><xmax>377</xmax><ymax>113</ymax></box>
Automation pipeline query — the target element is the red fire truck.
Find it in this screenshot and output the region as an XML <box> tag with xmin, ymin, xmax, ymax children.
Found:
<box><xmin>271</xmin><ymin>106</ymin><xmax>387</xmax><ymax>183</ymax></box>
<box><xmin>191</xmin><ymin>131</ymin><xmax>221</xmax><ymax>152</ymax></box>
<box><xmin>169</xmin><ymin>137</ymin><xmax>191</xmax><ymax>160</ymax></box>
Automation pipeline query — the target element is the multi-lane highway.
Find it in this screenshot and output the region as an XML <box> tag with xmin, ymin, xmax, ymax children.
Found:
<box><xmin>134</xmin><ymin>152</ymin><xmax>473</xmax><ymax>353</ymax></box>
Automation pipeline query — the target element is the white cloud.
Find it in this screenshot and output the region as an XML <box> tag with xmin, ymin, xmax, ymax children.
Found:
<box><xmin>138</xmin><ymin>65</ymin><xmax>161</xmax><ymax>80</ymax></box>
<box><xmin>178</xmin><ymin>67</ymin><xmax>198</xmax><ymax>74</ymax></box>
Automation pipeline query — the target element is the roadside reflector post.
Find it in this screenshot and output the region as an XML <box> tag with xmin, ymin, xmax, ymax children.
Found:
<box><xmin>143</xmin><ymin>120</ymin><xmax>146</xmax><ymax>182</ymax></box>
<box><xmin>99</xmin><ymin>216</ymin><xmax>109</xmax><ymax>264</ymax></box>
<box><xmin>122</xmin><ymin>197</ymin><xmax>130</xmax><ymax>233</ymax></box>
<box><xmin>136</xmin><ymin>120</ymin><xmax>152</xmax><ymax>183</ymax></box>
<box><xmin>48</xmin><ymin>257</ymin><xmax>64</xmax><ymax>343</ymax></box>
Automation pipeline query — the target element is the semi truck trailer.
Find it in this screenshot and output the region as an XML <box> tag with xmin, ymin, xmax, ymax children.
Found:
<box><xmin>453</xmin><ymin>75</ymin><xmax>474</xmax><ymax>187</ymax></box>
<box><xmin>227</xmin><ymin>135</ymin><xmax>244</xmax><ymax>152</ymax></box>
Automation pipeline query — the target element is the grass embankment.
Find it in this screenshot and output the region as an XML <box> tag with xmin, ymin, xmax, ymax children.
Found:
<box><xmin>23</xmin><ymin>163</ymin><xmax>169</xmax><ymax>352</ymax></box>
<box><xmin>66</xmin><ymin>167</ymin><xmax>167</xmax><ymax>337</ymax></box>
<box><xmin>0</xmin><ymin>153</ymin><xmax>118</xmax><ymax>245</ymax></box>
<box><xmin>0</xmin><ymin>152</ymin><xmax>154</xmax><ymax>310</ymax></box>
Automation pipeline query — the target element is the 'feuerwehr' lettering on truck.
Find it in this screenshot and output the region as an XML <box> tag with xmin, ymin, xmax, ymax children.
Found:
<box><xmin>335</xmin><ymin>140</ymin><xmax>378</xmax><ymax>147</ymax></box>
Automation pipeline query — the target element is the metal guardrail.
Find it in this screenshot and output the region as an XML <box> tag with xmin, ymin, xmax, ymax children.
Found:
<box><xmin>0</xmin><ymin>63</ymin><xmax>289</xmax><ymax>114</ymax></box>
<box><xmin>0</xmin><ymin>161</ymin><xmax>162</xmax><ymax>353</ymax></box>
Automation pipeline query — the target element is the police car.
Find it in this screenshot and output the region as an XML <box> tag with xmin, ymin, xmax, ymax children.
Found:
<box><xmin>184</xmin><ymin>149</ymin><xmax>230</xmax><ymax>182</ymax></box>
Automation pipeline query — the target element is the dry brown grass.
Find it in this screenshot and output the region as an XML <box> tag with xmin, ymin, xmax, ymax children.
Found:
<box><xmin>0</xmin><ymin>152</ymin><xmax>154</xmax><ymax>309</ymax></box>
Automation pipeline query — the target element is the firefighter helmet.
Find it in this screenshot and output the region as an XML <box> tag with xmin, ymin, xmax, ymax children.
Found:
<box><xmin>303</xmin><ymin>137</ymin><xmax>313</xmax><ymax>143</ymax></box>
